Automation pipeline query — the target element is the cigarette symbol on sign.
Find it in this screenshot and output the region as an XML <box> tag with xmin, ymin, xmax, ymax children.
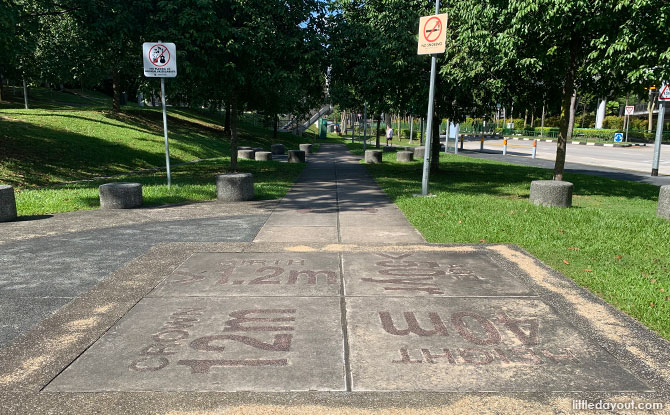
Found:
<box><xmin>423</xmin><ymin>16</ymin><xmax>442</xmax><ymax>42</ymax></box>
<box><xmin>148</xmin><ymin>44</ymin><xmax>170</xmax><ymax>67</ymax></box>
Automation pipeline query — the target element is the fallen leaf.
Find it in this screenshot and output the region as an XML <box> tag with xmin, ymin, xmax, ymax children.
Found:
<box><xmin>558</xmin><ymin>229</ymin><xmax>565</xmax><ymax>234</ymax></box>
<box><xmin>660</xmin><ymin>288</ymin><xmax>665</xmax><ymax>293</ymax></box>
<box><xmin>642</xmin><ymin>273</ymin><xmax>651</xmax><ymax>279</ymax></box>
<box><xmin>568</xmin><ymin>247</ymin><xmax>580</xmax><ymax>251</ymax></box>
<box><xmin>651</xmin><ymin>279</ymin><xmax>657</xmax><ymax>283</ymax></box>
<box><xmin>563</xmin><ymin>259</ymin><xmax>570</xmax><ymax>265</ymax></box>
<box><xmin>650</xmin><ymin>302</ymin><xmax>655</xmax><ymax>307</ymax></box>
<box><xmin>584</xmin><ymin>269</ymin><xmax>593</xmax><ymax>272</ymax></box>
<box><xmin>458</xmin><ymin>220</ymin><xmax>462</xmax><ymax>224</ymax></box>
<box><xmin>665</xmin><ymin>296</ymin><xmax>670</xmax><ymax>301</ymax></box>
<box><xmin>616</xmin><ymin>255</ymin><xmax>622</xmax><ymax>260</ymax></box>
<box><xmin>480</xmin><ymin>239</ymin><xmax>486</xmax><ymax>243</ymax></box>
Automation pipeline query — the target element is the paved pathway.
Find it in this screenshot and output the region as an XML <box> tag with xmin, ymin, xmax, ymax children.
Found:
<box><xmin>1</xmin><ymin>143</ymin><xmax>670</xmax><ymax>414</ymax></box>
<box><xmin>255</xmin><ymin>143</ymin><xmax>424</xmax><ymax>244</ymax></box>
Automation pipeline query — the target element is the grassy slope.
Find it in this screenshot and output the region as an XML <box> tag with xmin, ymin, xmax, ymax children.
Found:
<box><xmin>0</xmin><ymin>88</ymin><xmax>323</xmax><ymax>215</ymax></box>
<box><xmin>348</xmin><ymin>143</ymin><xmax>670</xmax><ymax>340</ymax></box>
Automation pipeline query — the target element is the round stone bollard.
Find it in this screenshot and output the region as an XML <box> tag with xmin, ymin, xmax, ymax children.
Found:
<box><xmin>299</xmin><ymin>143</ymin><xmax>313</xmax><ymax>154</ymax></box>
<box><xmin>288</xmin><ymin>150</ymin><xmax>306</xmax><ymax>163</ymax></box>
<box><xmin>414</xmin><ymin>146</ymin><xmax>426</xmax><ymax>160</ymax></box>
<box><xmin>397</xmin><ymin>151</ymin><xmax>414</xmax><ymax>162</ymax></box>
<box><xmin>658</xmin><ymin>185</ymin><xmax>670</xmax><ymax>219</ymax></box>
<box><xmin>99</xmin><ymin>182</ymin><xmax>143</xmax><ymax>209</ymax></box>
<box><xmin>216</xmin><ymin>173</ymin><xmax>254</xmax><ymax>202</ymax></box>
<box><xmin>238</xmin><ymin>146</ymin><xmax>252</xmax><ymax>150</ymax></box>
<box><xmin>255</xmin><ymin>151</ymin><xmax>273</xmax><ymax>161</ymax></box>
<box><xmin>365</xmin><ymin>150</ymin><xmax>383</xmax><ymax>164</ymax></box>
<box><xmin>252</xmin><ymin>147</ymin><xmax>264</xmax><ymax>154</ymax></box>
<box><xmin>0</xmin><ymin>185</ymin><xmax>18</xmax><ymax>222</ymax></box>
<box><xmin>404</xmin><ymin>146</ymin><xmax>414</xmax><ymax>152</ymax></box>
<box><xmin>238</xmin><ymin>149</ymin><xmax>255</xmax><ymax>160</ymax></box>
<box><xmin>271</xmin><ymin>144</ymin><xmax>286</xmax><ymax>155</ymax></box>
<box><xmin>529</xmin><ymin>180</ymin><xmax>573</xmax><ymax>208</ymax></box>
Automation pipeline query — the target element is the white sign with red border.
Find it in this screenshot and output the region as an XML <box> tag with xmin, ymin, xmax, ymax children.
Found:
<box><xmin>659</xmin><ymin>83</ymin><xmax>670</xmax><ymax>101</ymax></box>
<box><xmin>143</xmin><ymin>42</ymin><xmax>177</xmax><ymax>78</ymax></box>
<box><xmin>625</xmin><ymin>106</ymin><xmax>635</xmax><ymax>115</ymax></box>
<box><xmin>417</xmin><ymin>14</ymin><xmax>448</xmax><ymax>55</ymax></box>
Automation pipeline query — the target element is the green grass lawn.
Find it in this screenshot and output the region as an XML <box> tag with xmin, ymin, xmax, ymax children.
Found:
<box><xmin>350</xmin><ymin>143</ymin><xmax>670</xmax><ymax>340</ymax></box>
<box><xmin>0</xmin><ymin>87</ymin><xmax>324</xmax><ymax>214</ymax></box>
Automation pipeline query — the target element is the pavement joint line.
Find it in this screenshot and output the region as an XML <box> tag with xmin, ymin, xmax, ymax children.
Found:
<box><xmin>338</xmin><ymin>253</ymin><xmax>353</xmax><ymax>392</ymax></box>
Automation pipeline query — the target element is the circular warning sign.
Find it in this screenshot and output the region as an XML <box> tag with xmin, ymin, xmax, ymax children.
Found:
<box><xmin>148</xmin><ymin>44</ymin><xmax>171</xmax><ymax>67</ymax></box>
<box><xmin>423</xmin><ymin>16</ymin><xmax>442</xmax><ymax>43</ymax></box>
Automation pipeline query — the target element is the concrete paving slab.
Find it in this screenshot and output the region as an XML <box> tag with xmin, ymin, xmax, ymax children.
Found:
<box><xmin>254</xmin><ymin>226</ymin><xmax>339</xmax><ymax>243</ymax></box>
<box><xmin>150</xmin><ymin>252</ymin><xmax>341</xmax><ymax>297</ymax></box>
<box><xmin>342</xmin><ymin>251</ymin><xmax>532</xmax><ymax>296</ymax></box>
<box><xmin>346</xmin><ymin>296</ymin><xmax>648</xmax><ymax>392</ymax></box>
<box><xmin>46</xmin><ymin>296</ymin><xmax>345</xmax><ymax>392</ymax></box>
<box><xmin>339</xmin><ymin>226</ymin><xmax>425</xmax><ymax>244</ymax></box>
<box><xmin>263</xmin><ymin>212</ymin><xmax>338</xmax><ymax>227</ymax></box>
<box><xmin>338</xmin><ymin>209</ymin><xmax>412</xmax><ymax>227</ymax></box>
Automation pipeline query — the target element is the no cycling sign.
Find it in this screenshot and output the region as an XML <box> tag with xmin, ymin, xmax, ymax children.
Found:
<box><xmin>143</xmin><ymin>42</ymin><xmax>177</xmax><ymax>78</ymax></box>
<box><xmin>417</xmin><ymin>13</ymin><xmax>448</xmax><ymax>55</ymax></box>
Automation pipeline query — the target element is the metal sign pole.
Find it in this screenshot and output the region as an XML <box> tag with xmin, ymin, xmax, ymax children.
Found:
<box><xmin>652</xmin><ymin>101</ymin><xmax>666</xmax><ymax>176</ymax></box>
<box><xmin>161</xmin><ymin>77</ymin><xmax>172</xmax><ymax>187</ymax></box>
<box><xmin>420</xmin><ymin>0</ymin><xmax>440</xmax><ymax>196</ymax></box>
<box><xmin>625</xmin><ymin>113</ymin><xmax>630</xmax><ymax>143</ymax></box>
<box><xmin>363</xmin><ymin>103</ymin><xmax>368</xmax><ymax>152</ymax></box>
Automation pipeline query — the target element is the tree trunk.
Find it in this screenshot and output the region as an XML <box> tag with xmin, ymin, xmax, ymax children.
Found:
<box><xmin>273</xmin><ymin>114</ymin><xmax>278</xmax><ymax>139</ymax></box>
<box><xmin>375</xmin><ymin>116</ymin><xmax>381</xmax><ymax>148</ymax></box>
<box><xmin>23</xmin><ymin>78</ymin><xmax>28</xmax><ymax>109</ymax></box>
<box><xmin>112</xmin><ymin>68</ymin><xmax>121</xmax><ymax>112</ymax></box>
<box><xmin>224</xmin><ymin>102</ymin><xmax>231</xmax><ymax>136</ymax></box>
<box><xmin>230</xmin><ymin>95</ymin><xmax>239</xmax><ymax>171</ymax></box>
<box><xmin>524</xmin><ymin>109</ymin><xmax>528</xmax><ymax>129</ymax></box>
<box><xmin>530</xmin><ymin>110</ymin><xmax>535</xmax><ymax>128</ymax></box>
<box><xmin>430</xmin><ymin>114</ymin><xmax>440</xmax><ymax>173</ymax></box>
<box><xmin>0</xmin><ymin>73</ymin><xmax>3</xmax><ymax>103</ymax></box>
<box><xmin>648</xmin><ymin>94</ymin><xmax>655</xmax><ymax>133</ymax></box>
<box><xmin>554</xmin><ymin>38</ymin><xmax>579</xmax><ymax>181</ymax></box>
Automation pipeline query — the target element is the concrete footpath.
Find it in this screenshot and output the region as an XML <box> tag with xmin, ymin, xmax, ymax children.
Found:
<box><xmin>1</xmin><ymin>144</ymin><xmax>669</xmax><ymax>414</ymax></box>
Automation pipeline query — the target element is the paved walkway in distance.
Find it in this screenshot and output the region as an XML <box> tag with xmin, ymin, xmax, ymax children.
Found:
<box><xmin>254</xmin><ymin>143</ymin><xmax>424</xmax><ymax>244</ymax></box>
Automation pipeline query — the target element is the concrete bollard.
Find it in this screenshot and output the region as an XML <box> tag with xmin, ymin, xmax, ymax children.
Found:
<box><xmin>288</xmin><ymin>150</ymin><xmax>306</xmax><ymax>163</ymax></box>
<box><xmin>0</xmin><ymin>185</ymin><xmax>18</xmax><ymax>222</ymax></box>
<box><xmin>414</xmin><ymin>146</ymin><xmax>426</xmax><ymax>160</ymax></box>
<box><xmin>397</xmin><ymin>151</ymin><xmax>414</xmax><ymax>162</ymax></box>
<box><xmin>299</xmin><ymin>143</ymin><xmax>313</xmax><ymax>154</ymax></box>
<box><xmin>503</xmin><ymin>138</ymin><xmax>508</xmax><ymax>156</ymax></box>
<box><xmin>238</xmin><ymin>149</ymin><xmax>255</xmax><ymax>160</ymax></box>
<box><xmin>658</xmin><ymin>185</ymin><xmax>670</xmax><ymax>219</ymax></box>
<box><xmin>480</xmin><ymin>136</ymin><xmax>484</xmax><ymax>151</ymax></box>
<box><xmin>529</xmin><ymin>180</ymin><xmax>573</xmax><ymax>208</ymax></box>
<box><xmin>99</xmin><ymin>182</ymin><xmax>143</xmax><ymax>209</ymax></box>
<box><xmin>271</xmin><ymin>144</ymin><xmax>286</xmax><ymax>155</ymax></box>
<box><xmin>216</xmin><ymin>173</ymin><xmax>254</xmax><ymax>202</ymax></box>
<box><xmin>532</xmin><ymin>140</ymin><xmax>537</xmax><ymax>159</ymax></box>
<box><xmin>252</xmin><ymin>147</ymin><xmax>264</xmax><ymax>154</ymax></box>
<box><xmin>255</xmin><ymin>151</ymin><xmax>273</xmax><ymax>161</ymax></box>
<box><xmin>365</xmin><ymin>150</ymin><xmax>383</xmax><ymax>164</ymax></box>
<box><xmin>238</xmin><ymin>146</ymin><xmax>252</xmax><ymax>150</ymax></box>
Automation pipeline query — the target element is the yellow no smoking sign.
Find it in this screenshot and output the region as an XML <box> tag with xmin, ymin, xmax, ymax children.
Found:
<box><xmin>417</xmin><ymin>13</ymin><xmax>448</xmax><ymax>55</ymax></box>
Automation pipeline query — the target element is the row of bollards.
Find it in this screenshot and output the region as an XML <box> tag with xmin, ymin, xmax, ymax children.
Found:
<box><xmin>237</xmin><ymin>143</ymin><xmax>311</xmax><ymax>163</ymax></box>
